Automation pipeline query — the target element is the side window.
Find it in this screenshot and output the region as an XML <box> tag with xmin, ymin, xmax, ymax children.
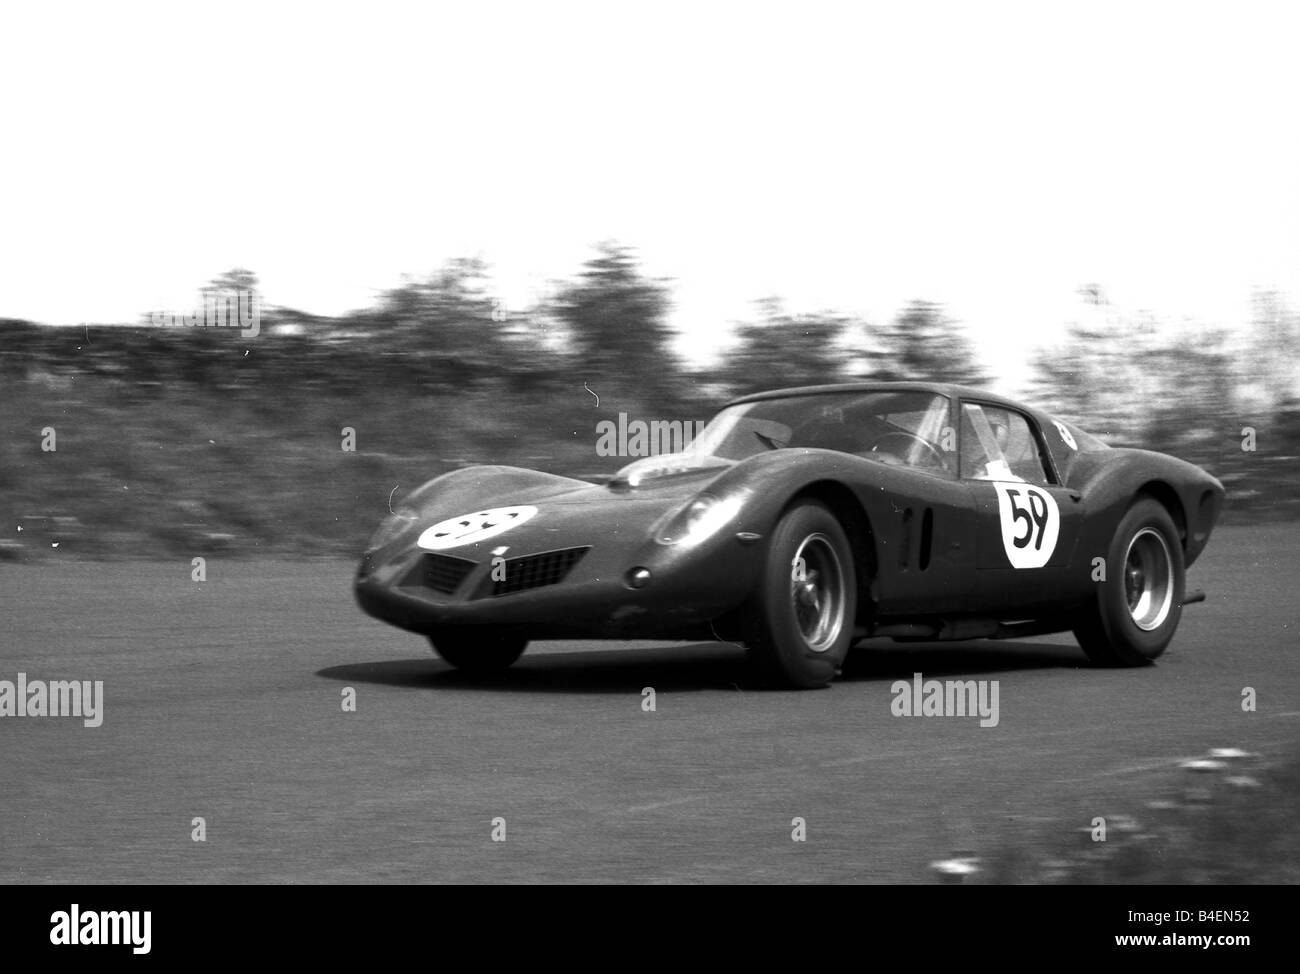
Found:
<box><xmin>960</xmin><ymin>404</ymin><xmax>1052</xmax><ymax>485</ymax></box>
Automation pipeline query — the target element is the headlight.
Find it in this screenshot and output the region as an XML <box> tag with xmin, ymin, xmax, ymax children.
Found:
<box><xmin>654</xmin><ymin>493</ymin><xmax>744</xmax><ymax>546</ymax></box>
<box><xmin>368</xmin><ymin>507</ymin><xmax>418</xmax><ymax>550</ymax></box>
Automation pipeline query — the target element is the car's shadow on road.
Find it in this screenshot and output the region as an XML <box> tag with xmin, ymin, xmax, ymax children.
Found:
<box><xmin>318</xmin><ymin>645</ymin><xmax>751</xmax><ymax>694</ymax></box>
<box><xmin>840</xmin><ymin>639</ymin><xmax>1086</xmax><ymax>681</ymax></box>
<box><xmin>317</xmin><ymin>639</ymin><xmax>1088</xmax><ymax>694</ymax></box>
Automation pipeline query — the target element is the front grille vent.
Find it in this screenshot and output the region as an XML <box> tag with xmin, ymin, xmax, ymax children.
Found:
<box><xmin>491</xmin><ymin>547</ymin><xmax>589</xmax><ymax>597</ymax></box>
<box><xmin>405</xmin><ymin>553</ymin><xmax>476</xmax><ymax>594</ymax></box>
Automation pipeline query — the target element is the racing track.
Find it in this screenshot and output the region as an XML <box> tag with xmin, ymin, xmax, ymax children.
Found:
<box><xmin>2</xmin><ymin>523</ymin><xmax>1297</xmax><ymax>883</ymax></box>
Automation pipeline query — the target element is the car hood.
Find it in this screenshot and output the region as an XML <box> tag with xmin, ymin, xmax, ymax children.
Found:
<box><xmin>403</xmin><ymin>457</ymin><xmax>736</xmax><ymax>561</ymax></box>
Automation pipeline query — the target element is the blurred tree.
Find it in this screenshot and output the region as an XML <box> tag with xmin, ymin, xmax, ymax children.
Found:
<box><xmin>1029</xmin><ymin>287</ymin><xmax>1150</xmax><ymax>442</ymax></box>
<box><xmin>202</xmin><ymin>267</ymin><xmax>261</xmax><ymax>325</ymax></box>
<box><xmin>1225</xmin><ymin>293</ymin><xmax>1300</xmax><ymax>518</ymax></box>
<box><xmin>1029</xmin><ymin>321</ymin><xmax>1120</xmax><ymax>435</ymax></box>
<box><xmin>1242</xmin><ymin>290</ymin><xmax>1300</xmax><ymax>406</ymax></box>
<box><xmin>206</xmin><ymin>267</ymin><xmax>260</xmax><ymax>297</ymax></box>
<box><xmin>1137</xmin><ymin>328</ymin><xmax>1235</xmax><ymax>469</ymax></box>
<box><xmin>1271</xmin><ymin>395</ymin><xmax>1300</xmax><ymax>485</ymax></box>
<box><xmin>1029</xmin><ymin>286</ymin><xmax>1263</xmax><ymax>470</ymax></box>
<box><xmin>551</xmin><ymin>242</ymin><xmax>679</xmax><ymax>395</ymax></box>
<box><xmin>869</xmin><ymin>300</ymin><xmax>988</xmax><ymax>386</ymax></box>
<box><xmin>371</xmin><ymin>257</ymin><xmax>515</xmax><ymax>381</ymax></box>
<box><xmin>724</xmin><ymin>298</ymin><xmax>852</xmax><ymax>395</ymax></box>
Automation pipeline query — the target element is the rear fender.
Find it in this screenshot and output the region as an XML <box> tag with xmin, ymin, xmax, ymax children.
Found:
<box><xmin>1067</xmin><ymin>449</ymin><xmax>1224</xmax><ymax>568</ymax></box>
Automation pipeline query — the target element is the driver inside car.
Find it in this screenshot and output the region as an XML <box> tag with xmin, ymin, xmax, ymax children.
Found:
<box><xmin>962</xmin><ymin>406</ymin><xmax>1025</xmax><ymax>482</ymax></box>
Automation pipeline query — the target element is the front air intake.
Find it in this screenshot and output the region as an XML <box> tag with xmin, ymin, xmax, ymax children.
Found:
<box><xmin>402</xmin><ymin>553</ymin><xmax>477</xmax><ymax>594</ymax></box>
<box><xmin>490</xmin><ymin>547</ymin><xmax>589</xmax><ymax>597</ymax></box>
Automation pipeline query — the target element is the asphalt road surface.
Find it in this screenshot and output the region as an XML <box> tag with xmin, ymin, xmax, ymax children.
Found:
<box><xmin>2</xmin><ymin>523</ymin><xmax>1297</xmax><ymax>883</ymax></box>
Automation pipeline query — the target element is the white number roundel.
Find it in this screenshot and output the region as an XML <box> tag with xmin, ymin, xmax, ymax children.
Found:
<box><xmin>1053</xmin><ymin>420</ymin><xmax>1078</xmax><ymax>451</ymax></box>
<box><xmin>993</xmin><ymin>483</ymin><xmax>1059</xmax><ymax>569</ymax></box>
<box><xmin>417</xmin><ymin>505</ymin><xmax>539</xmax><ymax>550</ymax></box>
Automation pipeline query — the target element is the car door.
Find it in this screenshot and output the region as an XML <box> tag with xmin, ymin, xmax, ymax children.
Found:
<box><xmin>958</xmin><ymin>400</ymin><xmax>1084</xmax><ymax>610</ymax></box>
<box><xmin>858</xmin><ymin>393</ymin><xmax>983</xmax><ymax>616</ymax></box>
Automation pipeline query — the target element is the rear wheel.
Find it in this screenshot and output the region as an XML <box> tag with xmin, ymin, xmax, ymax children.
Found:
<box><xmin>1073</xmin><ymin>497</ymin><xmax>1184</xmax><ymax>666</ymax></box>
<box><xmin>428</xmin><ymin>628</ymin><xmax>528</xmax><ymax>675</ymax></box>
<box><xmin>742</xmin><ymin>500</ymin><xmax>856</xmax><ymax>688</ymax></box>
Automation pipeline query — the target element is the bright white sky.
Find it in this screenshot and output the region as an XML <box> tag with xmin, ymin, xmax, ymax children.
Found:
<box><xmin>2</xmin><ymin>1</ymin><xmax>1298</xmax><ymax>392</ymax></box>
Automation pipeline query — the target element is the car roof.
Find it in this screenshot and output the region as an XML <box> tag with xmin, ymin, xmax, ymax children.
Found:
<box><xmin>725</xmin><ymin>381</ymin><xmax>1036</xmax><ymax>415</ymax></box>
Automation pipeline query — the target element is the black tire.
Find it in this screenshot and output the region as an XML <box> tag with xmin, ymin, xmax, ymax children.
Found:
<box><xmin>428</xmin><ymin>628</ymin><xmax>528</xmax><ymax>675</ymax></box>
<box><xmin>1073</xmin><ymin>497</ymin><xmax>1184</xmax><ymax>667</ymax></box>
<box><xmin>742</xmin><ymin>500</ymin><xmax>857</xmax><ymax>689</ymax></box>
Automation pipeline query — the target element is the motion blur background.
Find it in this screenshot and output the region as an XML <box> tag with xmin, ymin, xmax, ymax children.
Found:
<box><xmin>3</xmin><ymin>3</ymin><xmax>1300</xmax><ymax>889</ymax></box>
<box><xmin>3</xmin><ymin>1</ymin><xmax>1298</xmax><ymax>557</ymax></box>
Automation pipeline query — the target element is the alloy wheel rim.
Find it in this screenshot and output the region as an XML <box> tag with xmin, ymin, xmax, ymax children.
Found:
<box><xmin>790</xmin><ymin>533</ymin><xmax>846</xmax><ymax>652</ymax></box>
<box><xmin>1124</xmin><ymin>527</ymin><xmax>1174</xmax><ymax>631</ymax></box>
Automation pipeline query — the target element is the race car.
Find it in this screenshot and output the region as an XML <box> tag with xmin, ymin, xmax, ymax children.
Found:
<box><xmin>354</xmin><ymin>382</ymin><xmax>1224</xmax><ymax>688</ymax></box>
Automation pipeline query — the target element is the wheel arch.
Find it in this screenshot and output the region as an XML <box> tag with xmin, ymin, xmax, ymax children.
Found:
<box><xmin>1134</xmin><ymin>480</ymin><xmax>1188</xmax><ymax>552</ymax></box>
<box><xmin>782</xmin><ymin>480</ymin><xmax>878</xmax><ymax>623</ymax></box>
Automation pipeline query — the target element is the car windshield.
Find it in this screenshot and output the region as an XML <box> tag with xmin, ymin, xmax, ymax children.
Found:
<box><xmin>685</xmin><ymin>390</ymin><xmax>953</xmax><ymax>471</ymax></box>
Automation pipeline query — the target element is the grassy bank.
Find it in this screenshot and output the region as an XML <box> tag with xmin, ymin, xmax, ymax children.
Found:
<box><xmin>3</xmin><ymin>321</ymin><xmax>1294</xmax><ymax>560</ymax></box>
<box><xmin>1</xmin><ymin>323</ymin><xmax>711</xmax><ymax>558</ymax></box>
<box><xmin>951</xmin><ymin>748</ymin><xmax>1300</xmax><ymax>884</ymax></box>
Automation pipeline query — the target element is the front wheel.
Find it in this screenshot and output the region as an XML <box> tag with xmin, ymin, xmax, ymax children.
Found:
<box><xmin>742</xmin><ymin>500</ymin><xmax>856</xmax><ymax>688</ymax></box>
<box><xmin>1073</xmin><ymin>497</ymin><xmax>1184</xmax><ymax>666</ymax></box>
<box><xmin>428</xmin><ymin>628</ymin><xmax>528</xmax><ymax>675</ymax></box>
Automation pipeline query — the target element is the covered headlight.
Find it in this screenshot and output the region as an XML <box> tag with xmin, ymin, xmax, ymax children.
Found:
<box><xmin>654</xmin><ymin>493</ymin><xmax>745</xmax><ymax>546</ymax></box>
<box><xmin>367</xmin><ymin>507</ymin><xmax>419</xmax><ymax>550</ymax></box>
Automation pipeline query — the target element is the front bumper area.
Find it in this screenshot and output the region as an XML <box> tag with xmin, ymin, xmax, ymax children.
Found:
<box><xmin>354</xmin><ymin>532</ymin><xmax>762</xmax><ymax>640</ymax></box>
